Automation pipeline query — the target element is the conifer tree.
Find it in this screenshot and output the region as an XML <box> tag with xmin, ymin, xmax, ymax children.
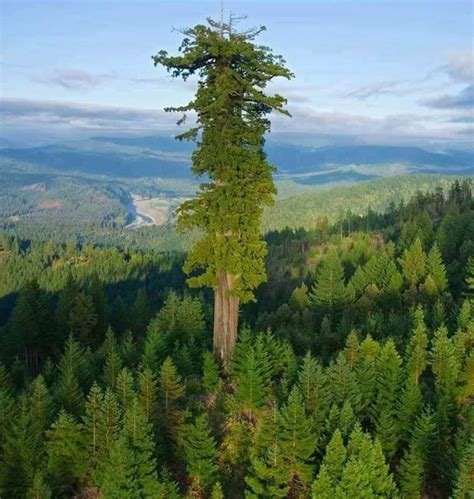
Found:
<box><xmin>400</xmin><ymin>238</ymin><xmax>427</xmax><ymax>288</ymax></box>
<box><xmin>426</xmin><ymin>243</ymin><xmax>448</xmax><ymax>292</ymax></box>
<box><xmin>311</xmin><ymin>250</ymin><xmax>350</xmax><ymax>314</ymax></box>
<box><xmin>373</xmin><ymin>339</ymin><xmax>402</xmax><ymax>458</ymax></box>
<box><xmin>184</xmin><ymin>414</ymin><xmax>219</xmax><ymax>495</ymax></box>
<box><xmin>68</xmin><ymin>291</ymin><xmax>97</xmax><ymax>346</ymax></box>
<box><xmin>46</xmin><ymin>411</ymin><xmax>87</xmax><ymax>492</ymax></box>
<box><xmin>278</xmin><ymin>387</ymin><xmax>316</xmax><ymax>494</ymax></box>
<box><xmin>398</xmin><ymin>307</ymin><xmax>428</xmax><ymax>440</ymax></box>
<box><xmin>289</xmin><ymin>283</ymin><xmax>311</xmax><ymax>311</ymax></box>
<box><xmin>297</xmin><ymin>352</ymin><xmax>330</xmax><ymax>429</ymax></box>
<box><xmin>26</xmin><ymin>471</ymin><xmax>51</xmax><ymax>499</ymax></box>
<box><xmin>430</xmin><ymin>326</ymin><xmax>461</xmax><ymax>493</ymax></box>
<box><xmin>233</xmin><ymin>347</ymin><xmax>270</xmax><ymax>419</ymax></box>
<box><xmin>398</xmin><ymin>410</ymin><xmax>435</xmax><ymax>499</ymax></box>
<box><xmin>157</xmin><ymin>357</ymin><xmax>184</xmax><ymax>458</ymax></box>
<box><xmin>154</xmin><ymin>19</ymin><xmax>292</xmax><ymax>363</ymax></box>
<box><xmin>55</xmin><ymin>335</ymin><xmax>85</xmax><ymax>416</ymax></box>
<box><xmin>202</xmin><ymin>351</ymin><xmax>221</xmax><ymax>396</ymax></box>
<box><xmin>100</xmin><ymin>399</ymin><xmax>161</xmax><ymax>497</ymax></box>
<box><xmin>29</xmin><ymin>375</ymin><xmax>52</xmax><ymax>439</ymax></box>
<box><xmin>355</xmin><ymin>334</ymin><xmax>380</xmax><ymax>419</ymax></box>
<box><xmin>116</xmin><ymin>367</ymin><xmax>136</xmax><ymax>411</ymax></box>
<box><xmin>452</xmin><ymin>436</ymin><xmax>474</xmax><ymax>499</ymax></box>
<box><xmin>138</xmin><ymin>367</ymin><xmax>158</xmax><ymax>422</ymax></box>
<box><xmin>245</xmin><ymin>403</ymin><xmax>288</xmax><ymax>498</ymax></box>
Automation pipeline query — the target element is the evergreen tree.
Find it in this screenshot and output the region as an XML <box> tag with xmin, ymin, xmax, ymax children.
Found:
<box><xmin>278</xmin><ymin>387</ymin><xmax>316</xmax><ymax>495</ymax></box>
<box><xmin>398</xmin><ymin>307</ymin><xmax>428</xmax><ymax>440</ymax></box>
<box><xmin>154</xmin><ymin>20</ymin><xmax>292</xmax><ymax>362</ymax></box>
<box><xmin>245</xmin><ymin>404</ymin><xmax>288</xmax><ymax>498</ymax></box>
<box><xmin>311</xmin><ymin>250</ymin><xmax>350</xmax><ymax>314</ymax></box>
<box><xmin>131</xmin><ymin>288</ymin><xmax>152</xmax><ymax>336</ymax></box>
<box><xmin>430</xmin><ymin>326</ymin><xmax>461</xmax><ymax>493</ymax></box>
<box><xmin>233</xmin><ymin>347</ymin><xmax>270</xmax><ymax>419</ymax></box>
<box><xmin>26</xmin><ymin>471</ymin><xmax>51</xmax><ymax>499</ymax></box>
<box><xmin>138</xmin><ymin>367</ymin><xmax>158</xmax><ymax>422</ymax></box>
<box><xmin>46</xmin><ymin>411</ymin><xmax>87</xmax><ymax>493</ymax></box>
<box><xmin>400</xmin><ymin>238</ymin><xmax>427</xmax><ymax>288</ymax></box>
<box><xmin>297</xmin><ymin>352</ymin><xmax>330</xmax><ymax>430</ymax></box>
<box><xmin>55</xmin><ymin>335</ymin><xmax>85</xmax><ymax>416</ymax></box>
<box><xmin>68</xmin><ymin>291</ymin><xmax>97</xmax><ymax>346</ymax></box>
<box><xmin>426</xmin><ymin>243</ymin><xmax>448</xmax><ymax>292</ymax></box>
<box><xmin>184</xmin><ymin>414</ymin><xmax>219</xmax><ymax>495</ymax></box>
<box><xmin>99</xmin><ymin>399</ymin><xmax>161</xmax><ymax>498</ymax></box>
<box><xmin>398</xmin><ymin>410</ymin><xmax>435</xmax><ymax>499</ymax></box>
<box><xmin>202</xmin><ymin>351</ymin><xmax>221</xmax><ymax>396</ymax></box>
<box><xmin>289</xmin><ymin>283</ymin><xmax>311</xmax><ymax>311</ymax></box>
<box><xmin>373</xmin><ymin>339</ymin><xmax>402</xmax><ymax>458</ymax></box>
<box><xmin>116</xmin><ymin>367</ymin><xmax>136</xmax><ymax>411</ymax></box>
<box><xmin>452</xmin><ymin>436</ymin><xmax>474</xmax><ymax>499</ymax></box>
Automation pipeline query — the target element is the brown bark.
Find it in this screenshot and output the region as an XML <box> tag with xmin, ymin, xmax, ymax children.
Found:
<box><xmin>213</xmin><ymin>272</ymin><xmax>240</xmax><ymax>366</ymax></box>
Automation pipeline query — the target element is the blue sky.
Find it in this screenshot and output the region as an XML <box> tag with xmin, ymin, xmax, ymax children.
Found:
<box><xmin>1</xmin><ymin>0</ymin><xmax>473</xmax><ymax>147</ymax></box>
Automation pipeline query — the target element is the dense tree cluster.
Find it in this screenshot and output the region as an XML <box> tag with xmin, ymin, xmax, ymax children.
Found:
<box><xmin>0</xmin><ymin>182</ymin><xmax>472</xmax><ymax>497</ymax></box>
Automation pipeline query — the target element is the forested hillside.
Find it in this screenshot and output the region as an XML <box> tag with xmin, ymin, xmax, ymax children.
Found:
<box><xmin>0</xmin><ymin>181</ymin><xmax>472</xmax><ymax>498</ymax></box>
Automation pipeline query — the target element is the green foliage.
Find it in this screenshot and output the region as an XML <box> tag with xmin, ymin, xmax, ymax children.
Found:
<box><xmin>46</xmin><ymin>411</ymin><xmax>87</xmax><ymax>491</ymax></box>
<box><xmin>99</xmin><ymin>399</ymin><xmax>161</xmax><ymax>498</ymax></box>
<box><xmin>311</xmin><ymin>250</ymin><xmax>350</xmax><ymax>313</ymax></box>
<box><xmin>154</xmin><ymin>18</ymin><xmax>292</xmax><ymax>302</ymax></box>
<box><xmin>278</xmin><ymin>387</ymin><xmax>316</xmax><ymax>494</ymax></box>
<box><xmin>184</xmin><ymin>414</ymin><xmax>219</xmax><ymax>494</ymax></box>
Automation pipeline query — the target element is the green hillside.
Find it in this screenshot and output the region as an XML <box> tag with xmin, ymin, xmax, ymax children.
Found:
<box><xmin>264</xmin><ymin>175</ymin><xmax>471</xmax><ymax>231</ymax></box>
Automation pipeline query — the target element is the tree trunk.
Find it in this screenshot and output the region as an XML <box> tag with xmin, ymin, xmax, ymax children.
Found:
<box><xmin>213</xmin><ymin>272</ymin><xmax>240</xmax><ymax>366</ymax></box>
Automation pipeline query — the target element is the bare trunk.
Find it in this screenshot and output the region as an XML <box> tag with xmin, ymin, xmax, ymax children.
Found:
<box><xmin>213</xmin><ymin>272</ymin><xmax>240</xmax><ymax>366</ymax></box>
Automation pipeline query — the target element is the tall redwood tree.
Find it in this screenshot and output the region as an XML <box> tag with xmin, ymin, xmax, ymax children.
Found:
<box><xmin>153</xmin><ymin>17</ymin><xmax>292</xmax><ymax>364</ymax></box>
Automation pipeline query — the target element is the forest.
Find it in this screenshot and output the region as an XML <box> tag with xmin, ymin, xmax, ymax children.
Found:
<box><xmin>0</xmin><ymin>180</ymin><xmax>472</xmax><ymax>498</ymax></box>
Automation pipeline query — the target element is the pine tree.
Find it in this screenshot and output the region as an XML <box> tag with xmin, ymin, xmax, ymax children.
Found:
<box><xmin>55</xmin><ymin>335</ymin><xmax>85</xmax><ymax>416</ymax></box>
<box><xmin>0</xmin><ymin>397</ymin><xmax>38</xmax><ymax>497</ymax></box>
<box><xmin>398</xmin><ymin>410</ymin><xmax>435</xmax><ymax>499</ymax></box>
<box><xmin>99</xmin><ymin>399</ymin><xmax>161</xmax><ymax>498</ymax></box>
<box><xmin>46</xmin><ymin>411</ymin><xmax>87</xmax><ymax>492</ymax></box>
<box><xmin>278</xmin><ymin>387</ymin><xmax>316</xmax><ymax>494</ymax></box>
<box><xmin>158</xmin><ymin>357</ymin><xmax>184</xmax><ymax>414</ymax></box>
<box><xmin>68</xmin><ymin>291</ymin><xmax>97</xmax><ymax>346</ymax></box>
<box><xmin>245</xmin><ymin>403</ymin><xmax>289</xmax><ymax>498</ymax></box>
<box><xmin>373</xmin><ymin>339</ymin><xmax>402</xmax><ymax>458</ymax></box>
<box><xmin>101</xmin><ymin>328</ymin><xmax>122</xmax><ymax>387</ymax></box>
<box><xmin>322</xmin><ymin>429</ymin><xmax>346</xmax><ymax>484</ymax></box>
<box><xmin>131</xmin><ymin>288</ymin><xmax>152</xmax><ymax>336</ymax></box>
<box><xmin>184</xmin><ymin>414</ymin><xmax>219</xmax><ymax>495</ymax></box>
<box><xmin>426</xmin><ymin>243</ymin><xmax>448</xmax><ymax>292</ymax></box>
<box><xmin>289</xmin><ymin>283</ymin><xmax>311</xmax><ymax>311</ymax></box>
<box><xmin>202</xmin><ymin>351</ymin><xmax>221</xmax><ymax>396</ymax></box>
<box><xmin>116</xmin><ymin>367</ymin><xmax>136</xmax><ymax>411</ymax></box>
<box><xmin>430</xmin><ymin>326</ymin><xmax>461</xmax><ymax>493</ymax></box>
<box><xmin>138</xmin><ymin>367</ymin><xmax>158</xmax><ymax>422</ymax></box>
<box><xmin>26</xmin><ymin>471</ymin><xmax>51</xmax><ymax>499</ymax></box>
<box><xmin>400</xmin><ymin>238</ymin><xmax>427</xmax><ymax>288</ymax></box>
<box><xmin>297</xmin><ymin>352</ymin><xmax>330</xmax><ymax>430</ymax></box>
<box><xmin>157</xmin><ymin>357</ymin><xmax>184</xmax><ymax>459</ymax></box>
<box><xmin>452</xmin><ymin>436</ymin><xmax>474</xmax><ymax>499</ymax></box>
<box><xmin>311</xmin><ymin>250</ymin><xmax>350</xmax><ymax>314</ymax></box>
<box><xmin>154</xmin><ymin>19</ymin><xmax>293</xmax><ymax>363</ymax></box>
<box><xmin>233</xmin><ymin>347</ymin><xmax>270</xmax><ymax>419</ymax></box>
<box><xmin>29</xmin><ymin>375</ymin><xmax>52</xmax><ymax>438</ymax></box>
<box><xmin>141</xmin><ymin>321</ymin><xmax>167</xmax><ymax>373</ymax></box>
<box><xmin>311</xmin><ymin>466</ymin><xmax>333</xmax><ymax>499</ymax></box>
<box><xmin>355</xmin><ymin>334</ymin><xmax>380</xmax><ymax>419</ymax></box>
<box><xmin>398</xmin><ymin>307</ymin><xmax>428</xmax><ymax>441</ymax></box>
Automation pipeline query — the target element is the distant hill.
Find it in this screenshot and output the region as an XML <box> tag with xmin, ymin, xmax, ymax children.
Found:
<box><xmin>263</xmin><ymin>175</ymin><xmax>472</xmax><ymax>231</ymax></box>
<box><xmin>0</xmin><ymin>135</ymin><xmax>472</xmax><ymax>184</ymax></box>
